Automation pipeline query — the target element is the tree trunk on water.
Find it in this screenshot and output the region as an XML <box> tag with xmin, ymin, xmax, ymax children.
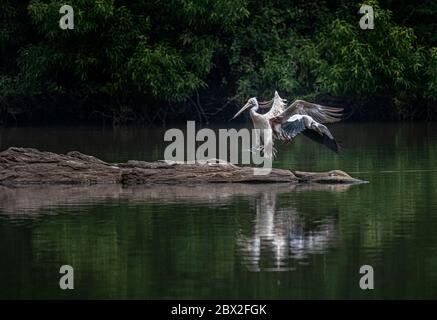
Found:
<box><xmin>0</xmin><ymin>147</ymin><xmax>366</xmax><ymax>186</ymax></box>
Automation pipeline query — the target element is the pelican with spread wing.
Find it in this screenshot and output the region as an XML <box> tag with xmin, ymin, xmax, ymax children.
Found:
<box><xmin>232</xmin><ymin>92</ymin><xmax>344</xmax><ymax>158</ymax></box>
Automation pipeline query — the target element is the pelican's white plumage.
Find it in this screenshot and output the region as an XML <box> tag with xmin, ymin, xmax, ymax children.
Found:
<box><xmin>232</xmin><ymin>91</ymin><xmax>344</xmax><ymax>159</ymax></box>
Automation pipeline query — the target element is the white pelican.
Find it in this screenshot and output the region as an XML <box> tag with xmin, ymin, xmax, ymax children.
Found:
<box><xmin>232</xmin><ymin>92</ymin><xmax>344</xmax><ymax>157</ymax></box>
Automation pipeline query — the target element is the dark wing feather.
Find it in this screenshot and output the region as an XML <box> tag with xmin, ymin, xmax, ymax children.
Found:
<box><xmin>272</xmin><ymin>100</ymin><xmax>344</xmax><ymax>124</ymax></box>
<box><xmin>281</xmin><ymin>118</ymin><xmax>307</xmax><ymax>138</ymax></box>
<box><xmin>301</xmin><ymin>130</ymin><xmax>339</xmax><ymax>153</ymax></box>
<box><xmin>281</xmin><ymin>118</ymin><xmax>339</xmax><ymax>153</ymax></box>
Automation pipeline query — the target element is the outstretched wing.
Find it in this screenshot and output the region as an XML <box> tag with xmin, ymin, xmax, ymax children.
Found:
<box><xmin>281</xmin><ymin>116</ymin><xmax>339</xmax><ymax>153</ymax></box>
<box><xmin>258</xmin><ymin>91</ymin><xmax>287</xmax><ymax>118</ymax></box>
<box><xmin>272</xmin><ymin>99</ymin><xmax>343</xmax><ymax>124</ymax></box>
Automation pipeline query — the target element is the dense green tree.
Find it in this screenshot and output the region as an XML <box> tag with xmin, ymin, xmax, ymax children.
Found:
<box><xmin>0</xmin><ymin>0</ymin><xmax>436</xmax><ymax>123</ymax></box>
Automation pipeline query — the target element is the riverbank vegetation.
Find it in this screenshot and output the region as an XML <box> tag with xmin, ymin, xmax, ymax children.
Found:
<box><xmin>1</xmin><ymin>0</ymin><xmax>436</xmax><ymax>124</ymax></box>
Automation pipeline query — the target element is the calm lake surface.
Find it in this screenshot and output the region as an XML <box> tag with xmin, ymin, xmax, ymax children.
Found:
<box><xmin>1</xmin><ymin>123</ymin><xmax>437</xmax><ymax>299</ymax></box>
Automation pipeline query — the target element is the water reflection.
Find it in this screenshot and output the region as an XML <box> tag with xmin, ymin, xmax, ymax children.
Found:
<box><xmin>0</xmin><ymin>183</ymin><xmax>351</xmax><ymax>275</ymax></box>
<box><xmin>237</xmin><ymin>189</ymin><xmax>340</xmax><ymax>272</ymax></box>
<box><xmin>0</xmin><ymin>183</ymin><xmax>351</xmax><ymax>214</ymax></box>
<box><xmin>2</xmin><ymin>123</ymin><xmax>437</xmax><ymax>299</ymax></box>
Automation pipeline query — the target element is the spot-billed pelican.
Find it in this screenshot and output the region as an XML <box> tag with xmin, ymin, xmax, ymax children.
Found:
<box><xmin>232</xmin><ymin>92</ymin><xmax>344</xmax><ymax>157</ymax></box>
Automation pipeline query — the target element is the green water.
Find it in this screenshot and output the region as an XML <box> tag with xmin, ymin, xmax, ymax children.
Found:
<box><xmin>1</xmin><ymin>123</ymin><xmax>437</xmax><ymax>299</ymax></box>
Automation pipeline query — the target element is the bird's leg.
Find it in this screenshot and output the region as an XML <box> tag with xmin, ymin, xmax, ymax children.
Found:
<box><xmin>250</xmin><ymin>145</ymin><xmax>264</xmax><ymax>153</ymax></box>
<box><xmin>247</xmin><ymin>138</ymin><xmax>264</xmax><ymax>154</ymax></box>
<box><xmin>272</xmin><ymin>146</ymin><xmax>277</xmax><ymax>158</ymax></box>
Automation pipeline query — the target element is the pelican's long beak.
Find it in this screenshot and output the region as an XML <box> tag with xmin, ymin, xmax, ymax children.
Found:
<box><xmin>231</xmin><ymin>102</ymin><xmax>251</xmax><ymax>120</ymax></box>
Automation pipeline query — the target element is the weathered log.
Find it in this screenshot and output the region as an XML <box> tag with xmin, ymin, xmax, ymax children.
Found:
<box><xmin>0</xmin><ymin>147</ymin><xmax>366</xmax><ymax>186</ymax></box>
<box><xmin>292</xmin><ymin>170</ymin><xmax>363</xmax><ymax>184</ymax></box>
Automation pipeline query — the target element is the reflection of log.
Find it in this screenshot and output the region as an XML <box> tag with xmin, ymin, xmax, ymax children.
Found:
<box><xmin>0</xmin><ymin>147</ymin><xmax>365</xmax><ymax>186</ymax></box>
<box><xmin>0</xmin><ymin>182</ymin><xmax>355</xmax><ymax>214</ymax></box>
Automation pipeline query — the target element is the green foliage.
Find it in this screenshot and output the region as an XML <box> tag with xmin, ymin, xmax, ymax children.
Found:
<box><xmin>313</xmin><ymin>6</ymin><xmax>426</xmax><ymax>97</ymax></box>
<box><xmin>5</xmin><ymin>0</ymin><xmax>245</xmax><ymax>104</ymax></box>
<box><xmin>426</xmin><ymin>48</ymin><xmax>437</xmax><ymax>101</ymax></box>
<box><xmin>229</xmin><ymin>1</ymin><xmax>432</xmax><ymax>104</ymax></box>
<box><xmin>128</xmin><ymin>41</ymin><xmax>204</xmax><ymax>101</ymax></box>
<box><xmin>0</xmin><ymin>0</ymin><xmax>436</xmax><ymax>122</ymax></box>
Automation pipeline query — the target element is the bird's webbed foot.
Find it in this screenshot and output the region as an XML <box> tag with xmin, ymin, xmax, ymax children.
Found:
<box><xmin>245</xmin><ymin>144</ymin><xmax>277</xmax><ymax>159</ymax></box>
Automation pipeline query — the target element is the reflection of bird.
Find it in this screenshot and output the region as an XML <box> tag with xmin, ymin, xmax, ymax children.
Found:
<box><xmin>236</xmin><ymin>191</ymin><xmax>338</xmax><ymax>272</ymax></box>
<box><xmin>232</xmin><ymin>91</ymin><xmax>344</xmax><ymax>158</ymax></box>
